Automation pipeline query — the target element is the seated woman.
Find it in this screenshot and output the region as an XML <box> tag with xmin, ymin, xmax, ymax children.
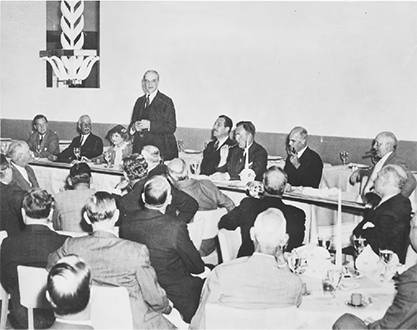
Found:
<box><xmin>97</xmin><ymin>125</ymin><xmax>132</xmax><ymax>169</ymax></box>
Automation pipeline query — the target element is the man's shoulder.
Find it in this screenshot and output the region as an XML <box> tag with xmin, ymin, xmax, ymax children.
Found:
<box><xmin>252</xmin><ymin>141</ymin><xmax>267</xmax><ymax>153</ymax></box>
<box><xmin>46</xmin><ymin>129</ymin><xmax>59</xmax><ymax>139</ymax></box>
<box><xmin>156</xmin><ymin>90</ymin><xmax>173</xmax><ymax>101</ymax></box>
<box><xmin>305</xmin><ymin>147</ymin><xmax>322</xmax><ymax>160</ymax></box>
<box><xmin>263</xmin><ymin>196</ymin><xmax>305</xmax><ymax>216</ymax></box>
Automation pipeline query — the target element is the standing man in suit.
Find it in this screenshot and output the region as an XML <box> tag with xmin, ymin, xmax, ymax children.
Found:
<box><xmin>129</xmin><ymin>70</ymin><xmax>178</xmax><ymax>161</ymax></box>
<box><xmin>350</xmin><ymin>131</ymin><xmax>416</xmax><ymax>198</ymax></box>
<box><xmin>284</xmin><ymin>126</ymin><xmax>323</xmax><ymax>188</ymax></box>
<box><xmin>7</xmin><ymin>140</ymin><xmax>40</xmax><ymax>191</ymax></box>
<box><xmin>47</xmin><ymin>255</ymin><xmax>93</xmax><ymax>330</ymax></box>
<box><xmin>48</xmin><ymin>191</ymin><xmax>175</xmax><ymax>329</ymax></box>
<box><xmin>190</xmin><ymin>208</ymin><xmax>303</xmax><ymax>329</ymax></box>
<box><xmin>219</xmin><ymin>166</ymin><xmax>306</xmax><ymax>257</ymax></box>
<box><xmin>200</xmin><ymin>115</ymin><xmax>235</xmax><ymax>176</ymax></box>
<box><xmin>49</xmin><ymin>115</ymin><xmax>103</xmax><ymax>162</ymax></box>
<box><xmin>0</xmin><ymin>189</ymin><xmax>68</xmax><ymax>329</ymax></box>
<box><xmin>27</xmin><ymin>114</ymin><xmax>60</xmax><ymax>158</ymax></box>
<box><xmin>120</xmin><ymin>175</ymin><xmax>205</xmax><ymax>323</ymax></box>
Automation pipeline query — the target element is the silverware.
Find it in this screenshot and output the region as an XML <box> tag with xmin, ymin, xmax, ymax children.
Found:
<box><xmin>368</xmin><ymin>297</ymin><xmax>373</xmax><ymax>305</ymax></box>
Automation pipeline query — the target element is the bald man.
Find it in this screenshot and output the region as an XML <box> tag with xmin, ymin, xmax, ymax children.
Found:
<box><xmin>190</xmin><ymin>208</ymin><xmax>303</xmax><ymax>329</ymax></box>
<box><xmin>350</xmin><ymin>131</ymin><xmax>416</xmax><ymax>198</ymax></box>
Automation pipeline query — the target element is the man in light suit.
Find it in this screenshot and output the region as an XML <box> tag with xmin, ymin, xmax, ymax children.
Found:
<box><xmin>190</xmin><ymin>208</ymin><xmax>303</xmax><ymax>329</ymax></box>
<box><xmin>129</xmin><ymin>70</ymin><xmax>178</xmax><ymax>161</ymax></box>
<box><xmin>350</xmin><ymin>131</ymin><xmax>416</xmax><ymax>198</ymax></box>
<box><xmin>7</xmin><ymin>140</ymin><xmax>40</xmax><ymax>191</ymax></box>
<box><xmin>47</xmin><ymin>191</ymin><xmax>175</xmax><ymax>330</ymax></box>
<box><xmin>27</xmin><ymin>114</ymin><xmax>60</xmax><ymax>158</ymax></box>
<box><xmin>47</xmin><ymin>255</ymin><xmax>93</xmax><ymax>330</ymax></box>
<box><xmin>49</xmin><ymin>115</ymin><xmax>103</xmax><ymax>162</ymax></box>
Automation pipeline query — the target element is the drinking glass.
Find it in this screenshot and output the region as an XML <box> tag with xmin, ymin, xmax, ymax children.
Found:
<box><xmin>340</xmin><ymin>151</ymin><xmax>349</xmax><ymax>166</ymax></box>
<box><xmin>289</xmin><ymin>255</ymin><xmax>303</xmax><ymax>274</ymax></box>
<box><xmin>379</xmin><ymin>249</ymin><xmax>394</xmax><ymax>281</ymax></box>
<box><xmin>104</xmin><ymin>152</ymin><xmax>112</xmax><ymax>168</ymax></box>
<box><xmin>324</xmin><ymin>269</ymin><xmax>343</xmax><ymax>305</ymax></box>
<box><xmin>177</xmin><ymin>140</ymin><xmax>185</xmax><ymax>153</ymax></box>
<box><xmin>190</xmin><ymin>160</ymin><xmax>200</xmax><ymax>175</ymax></box>
<box><xmin>353</xmin><ymin>236</ymin><xmax>366</xmax><ymax>255</ymax></box>
<box><xmin>318</xmin><ymin>236</ymin><xmax>332</xmax><ymax>250</ymax></box>
<box><xmin>73</xmin><ymin>147</ymin><xmax>81</xmax><ymax>161</ymax></box>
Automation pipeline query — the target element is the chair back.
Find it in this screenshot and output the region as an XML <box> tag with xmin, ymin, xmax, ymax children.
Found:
<box><xmin>205</xmin><ymin>303</ymin><xmax>297</xmax><ymax>329</ymax></box>
<box><xmin>90</xmin><ymin>285</ymin><xmax>133</xmax><ymax>330</ymax></box>
<box><xmin>188</xmin><ymin>208</ymin><xmax>227</xmax><ymax>250</ymax></box>
<box><xmin>0</xmin><ymin>231</ymin><xmax>9</xmax><ymax>329</ymax></box>
<box><xmin>218</xmin><ymin>228</ymin><xmax>242</xmax><ymax>263</ymax></box>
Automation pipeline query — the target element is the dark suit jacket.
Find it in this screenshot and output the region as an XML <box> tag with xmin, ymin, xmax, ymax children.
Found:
<box><xmin>120</xmin><ymin>209</ymin><xmax>205</xmax><ymax>323</ymax></box>
<box><xmin>57</xmin><ymin>133</ymin><xmax>103</xmax><ymax>161</ymax></box>
<box><xmin>10</xmin><ymin>163</ymin><xmax>39</xmax><ymax>191</ymax></box>
<box><xmin>218</xmin><ymin>195</ymin><xmax>306</xmax><ymax>257</ymax></box>
<box><xmin>200</xmin><ymin>137</ymin><xmax>234</xmax><ymax>176</ymax></box>
<box><xmin>360</xmin><ymin>152</ymin><xmax>417</xmax><ymax>198</ymax></box>
<box><xmin>353</xmin><ymin>193</ymin><xmax>412</xmax><ymax>264</ymax></box>
<box><xmin>284</xmin><ymin>147</ymin><xmax>323</xmax><ymax>188</ymax></box>
<box><xmin>226</xmin><ymin>141</ymin><xmax>268</xmax><ymax>181</ymax></box>
<box><xmin>0</xmin><ymin>182</ymin><xmax>26</xmax><ymax>236</ymax></box>
<box><xmin>27</xmin><ymin>129</ymin><xmax>60</xmax><ymax>158</ymax></box>
<box><xmin>130</xmin><ymin>91</ymin><xmax>178</xmax><ymax>161</ymax></box>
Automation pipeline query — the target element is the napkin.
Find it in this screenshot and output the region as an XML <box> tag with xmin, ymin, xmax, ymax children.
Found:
<box><xmin>291</xmin><ymin>244</ymin><xmax>333</xmax><ymax>279</ymax></box>
<box><xmin>355</xmin><ymin>245</ymin><xmax>400</xmax><ymax>280</ymax></box>
<box><xmin>301</xmin><ymin>187</ymin><xmax>339</xmax><ymax>198</ymax></box>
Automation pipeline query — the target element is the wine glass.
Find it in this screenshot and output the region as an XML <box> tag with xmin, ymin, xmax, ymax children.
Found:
<box><xmin>353</xmin><ymin>236</ymin><xmax>366</xmax><ymax>256</ymax></box>
<box><xmin>318</xmin><ymin>236</ymin><xmax>332</xmax><ymax>251</ymax></box>
<box><xmin>104</xmin><ymin>152</ymin><xmax>112</xmax><ymax>168</ymax></box>
<box><xmin>379</xmin><ymin>249</ymin><xmax>394</xmax><ymax>281</ymax></box>
<box><xmin>340</xmin><ymin>151</ymin><xmax>349</xmax><ymax>166</ymax></box>
<box><xmin>324</xmin><ymin>269</ymin><xmax>343</xmax><ymax>305</ymax></box>
<box><xmin>190</xmin><ymin>160</ymin><xmax>200</xmax><ymax>175</ymax></box>
<box><xmin>73</xmin><ymin>147</ymin><xmax>81</xmax><ymax>161</ymax></box>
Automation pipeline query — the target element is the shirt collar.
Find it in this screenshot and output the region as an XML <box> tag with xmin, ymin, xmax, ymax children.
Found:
<box><xmin>297</xmin><ymin>146</ymin><xmax>308</xmax><ymax>158</ymax></box>
<box><xmin>147</xmin><ymin>90</ymin><xmax>158</xmax><ymax>103</ymax></box>
<box><xmin>55</xmin><ymin>318</ymin><xmax>93</xmax><ymax>326</ymax></box>
<box><xmin>216</xmin><ymin>136</ymin><xmax>228</xmax><ymax>148</ymax></box>
<box><xmin>253</xmin><ymin>252</ymin><xmax>276</xmax><ymax>260</ymax></box>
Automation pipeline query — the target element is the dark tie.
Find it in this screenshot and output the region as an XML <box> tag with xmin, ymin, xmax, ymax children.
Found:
<box><xmin>214</xmin><ymin>141</ymin><xmax>219</xmax><ymax>150</ymax></box>
<box><xmin>144</xmin><ymin>94</ymin><xmax>150</xmax><ymax>109</ymax></box>
<box><xmin>39</xmin><ymin>135</ymin><xmax>43</xmax><ymax>145</ymax></box>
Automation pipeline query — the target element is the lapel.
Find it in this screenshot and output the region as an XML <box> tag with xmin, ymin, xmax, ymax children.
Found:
<box><xmin>11</xmin><ymin>163</ymin><xmax>31</xmax><ymax>190</ymax></box>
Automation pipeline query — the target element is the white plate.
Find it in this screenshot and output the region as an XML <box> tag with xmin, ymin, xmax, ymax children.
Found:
<box><xmin>183</xmin><ymin>149</ymin><xmax>202</xmax><ymax>154</ymax></box>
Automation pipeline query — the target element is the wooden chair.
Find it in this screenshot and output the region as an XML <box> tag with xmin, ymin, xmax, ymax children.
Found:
<box><xmin>0</xmin><ymin>231</ymin><xmax>9</xmax><ymax>329</ymax></box>
<box><xmin>217</xmin><ymin>227</ymin><xmax>242</xmax><ymax>263</ymax></box>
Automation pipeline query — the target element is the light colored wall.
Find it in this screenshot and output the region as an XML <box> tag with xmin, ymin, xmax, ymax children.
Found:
<box><xmin>1</xmin><ymin>1</ymin><xmax>417</xmax><ymax>142</ymax></box>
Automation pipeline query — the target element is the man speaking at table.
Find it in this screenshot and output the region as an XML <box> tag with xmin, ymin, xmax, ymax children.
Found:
<box><xmin>284</xmin><ymin>126</ymin><xmax>323</xmax><ymax>188</ymax></box>
<box><xmin>129</xmin><ymin>70</ymin><xmax>178</xmax><ymax>161</ymax></box>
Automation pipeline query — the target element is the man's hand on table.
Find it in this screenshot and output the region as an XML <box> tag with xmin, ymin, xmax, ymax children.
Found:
<box><xmin>349</xmin><ymin>170</ymin><xmax>361</xmax><ymax>185</ymax></box>
<box><xmin>48</xmin><ymin>155</ymin><xmax>58</xmax><ymax>161</ymax></box>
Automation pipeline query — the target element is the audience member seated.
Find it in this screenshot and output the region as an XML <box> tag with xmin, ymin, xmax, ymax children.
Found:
<box><xmin>190</xmin><ymin>208</ymin><xmax>303</xmax><ymax>329</ymax></box>
<box><xmin>168</xmin><ymin>158</ymin><xmax>235</xmax><ymax>256</ymax></box>
<box><xmin>350</xmin><ymin>131</ymin><xmax>416</xmax><ymax>198</ymax></box>
<box><xmin>116</xmin><ymin>153</ymin><xmax>198</xmax><ymax>224</ymax></box>
<box><xmin>352</xmin><ymin>164</ymin><xmax>412</xmax><ymax>264</ymax></box>
<box><xmin>46</xmin><ymin>255</ymin><xmax>93</xmax><ymax>330</ymax></box>
<box><xmin>211</xmin><ymin>121</ymin><xmax>268</xmax><ymax>182</ymax></box>
<box><xmin>49</xmin><ymin>115</ymin><xmax>103</xmax><ymax>162</ymax></box>
<box><xmin>0</xmin><ymin>189</ymin><xmax>68</xmax><ymax>329</ymax></box>
<box><xmin>200</xmin><ymin>115</ymin><xmax>235</xmax><ymax>176</ymax></box>
<box><xmin>48</xmin><ymin>192</ymin><xmax>175</xmax><ymax>329</ymax></box>
<box><xmin>284</xmin><ymin>126</ymin><xmax>323</xmax><ymax>188</ymax></box>
<box><xmin>7</xmin><ymin>140</ymin><xmax>40</xmax><ymax>190</ymax></box>
<box><xmin>120</xmin><ymin>176</ymin><xmax>205</xmax><ymax>323</ymax></box>
<box><xmin>333</xmin><ymin>212</ymin><xmax>417</xmax><ymax>329</ymax></box>
<box><xmin>53</xmin><ymin>163</ymin><xmax>95</xmax><ymax>232</ymax></box>
<box><xmin>96</xmin><ymin>124</ymin><xmax>132</xmax><ymax>169</ymax></box>
<box><xmin>219</xmin><ymin>166</ymin><xmax>306</xmax><ymax>257</ymax></box>
<box><xmin>27</xmin><ymin>114</ymin><xmax>60</xmax><ymax>158</ymax></box>
<box><xmin>141</xmin><ymin>144</ymin><xmax>167</xmax><ymax>177</ymax></box>
<box><xmin>0</xmin><ymin>154</ymin><xmax>26</xmax><ymax>236</ymax></box>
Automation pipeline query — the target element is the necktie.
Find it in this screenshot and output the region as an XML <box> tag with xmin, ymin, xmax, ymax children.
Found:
<box><xmin>145</xmin><ymin>94</ymin><xmax>150</xmax><ymax>108</ymax></box>
<box><xmin>214</xmin><ymin>141</ymin><xmax>219</xmax><ymax>150</ymax></box>
<box><xmin>80</xmin><ymin>135</ymin><xmax>85</xmax><ymax>146</ymax></box>
<box><xmin>39</xmin><ymin>135</ymin><xmax>43</xmax><ymax>145</ymax></box>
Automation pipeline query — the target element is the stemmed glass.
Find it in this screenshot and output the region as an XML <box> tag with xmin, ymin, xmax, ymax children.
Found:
<box><xmin>190</xmin><ymin>160</ymin><xmax>200</xmax><ymax>175</ymax></box>
<box><xmin>289</xmin><ymin>253</ymin><xmax>304</xmax><ymax>275</ymax></box>
<box><xmin>318</xmin><ymin>236</ymin><xmax>332</xmax><ymax>251</ymax></box>
<box><xmin>324</xmin><ymin>269</ymin><xmax>343</xmax><ymax>305</ymax></box>
<box><xmin>379</xmin><ymin>249</ymin><xmax>394</xmax><ymax>281</ymax></box>
<box><xmin>340</xmin><ymin>151</ymin><xmax>349</xmax><ymax>166</ymax></box>
<box><xmin>104</xmin><ymin>152</ymin><xmax>112</xmax><ymax>168</ymax></box>
<box><xmin>353</xmin><ymin>236</ymin><xmax>366</xmax><ymax>256</ymax></box>
<box><xmin>73</xmin><ymin>147</ymin><xmax>81</xmax><ymax>161</ymax></box>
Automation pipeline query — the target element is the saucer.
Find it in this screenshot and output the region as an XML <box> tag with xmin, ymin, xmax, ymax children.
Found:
<box><xmin>345</xmin><ymin>300</ymin><xmax>368</xmax><ymax>308</ymax></box>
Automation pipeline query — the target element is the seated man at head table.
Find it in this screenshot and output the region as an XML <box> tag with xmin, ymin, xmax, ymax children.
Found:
<box><xmin>211</xmin><ymin>120</ymin><xmax>268</xmax><ymax>182</ymax></box>
<box><xmin>114</xmin><ymin>153</ymin><xmax>198</xmax><ymax>224</ymax></box>
<box><xmin>200</xmin><ymin>115</ymin><xmax>235</xmax><ymax>176</ymax></box>
<box><xmin>0</xmin><ymin>188</ymin><xmax>69</xmax><ymax>329</ymax></box>
<box><xmin>284</xmin><ymin>126</ymin><xmax>323</xmax><ymax>188</ymax></box>
<box><xmin>167</xmin><ymin>158</ymin><xmax>235</xmax><ymax>256</ymax></box>
<box><xmin>352</xmin><ymin>164</ymin><xmax>412</xmax><ymax>264</ymax></box>
<box><xmin>120</xmin><ymin>175</ymin><xmax>206</xmax><ymax>323</ymax></box>
<box><xmin>46</xmin><ymin>255</ymin><xmax>94</xmax><ymax>330</ymax></box>
<box><xmin>0</xmin><ymin>153</ymin><xmax>26</xmax><ymax>236</ymax></box>
<box><xmin>349</xmin><ymin>131</ymin><xmax>416</xmax><ymax>199</ymax></box>
<box><xmin>52</xmin><ymin>163</ymin><xmax>95</xmax><ymax>232</ymax></box>
<box><xmin>218</xmin><ymin>166</ymin><xmax>306</xmax><ymax>257</ymax></box>
<box><xmin>7</xmin><ymin>140</ymin><xmax>40</xmax><ymax>191</ymax></box>
<box><xmin>27</xmin><ymin>114</ymin><xmax>60</xmax><ymax>158</ymax></box>
<box><xmin>333</xmin><ymin>212</ymin><xmax>417</xmax><ymax>329</ymax></box>
<box><xmin>47</xmin><ymin>191</ymin><xmax>175</xmax><ymax>329</ymax></box>
<box><xmin>49</xmin><ymin>115</ymin><xmax>103</xmax><ymax>162</ymax></box>
<box><xmin>190</xmin><ymin>208</ymin><xmax>303</xmax><ymax>330</ymax></box>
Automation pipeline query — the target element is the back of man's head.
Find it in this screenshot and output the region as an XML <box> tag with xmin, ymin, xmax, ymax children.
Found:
<box><xmin>69</xmin><ymin>163</ymin><xmax>91</xmax><ymax>185</ymax></box>
<box><xmin>47</xmin><ymin>255</ymin><xmax>91</xmax><ymax>317</ymax></box>
<box><xmin>379</xmin><ymin>164</ymin><xmax>407</xmax><ymax>192</ymax></box>
<box><xmin>141</xmin><ymin>145</ymin><xmax>162</xmax><ymax>167</ymax></box>
<box><xmin>23</xmin><ymin>188</ymin><xmax>54</xmax><ymax>220</ymax></box>
<box><xmin>122</xmin><ymin>153</ymin><xmax>148</xmax><ymax>181</ymax></box>
<box><xmin>143</xmin><ymin>175</ymin><xmax>171</xmax><ymax>208</ymax></box>
<box><xmin>84</xmin><ymin>191</ymin><xmax>117</xmax><ymax>223</ymax></box>
<box><xmin>251</xmin><ymin>208</ymin><xmax>287</xmax><ymax>253</ymax></box>
<box><xmin>263</xmin><ymin>166</ymin><xmax>288</xmax><ymax>196</ymax></box>
<box><xmin>167</xmin><ymin>158</ymin><xmax>188</xmax><ymax>183</ymax></box>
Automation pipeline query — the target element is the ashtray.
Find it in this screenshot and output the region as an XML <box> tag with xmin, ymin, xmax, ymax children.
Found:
<box><xmin>345</xmin><ymin>300</ymin><xmax>368</xmax><ymax>308</ymax></box>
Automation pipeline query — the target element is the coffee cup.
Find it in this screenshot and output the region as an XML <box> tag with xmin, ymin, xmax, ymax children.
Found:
<box><xmin>351</xmin><ymin>293</ymin><xmax>362</xmax><ymax>306</ymax></box>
